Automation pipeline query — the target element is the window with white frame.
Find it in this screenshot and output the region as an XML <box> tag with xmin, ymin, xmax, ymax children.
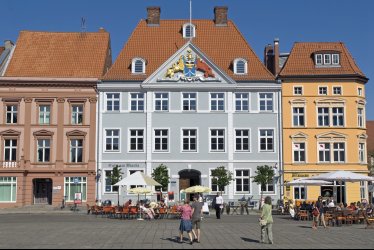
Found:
<box><xmin>39</xmin><ymin>105</ymin><xmax>50</xmax><ymax>124</ymax></box>
<box><xmin>318</xmin><ymin>107</ymin><xmax>330</xmax><ymax>127</ymax></box>
<box><xmin>261</xmin><ymin>181</ymin><xmax>275</xmax><ymax>194</ymax></box>
<box><xmin>293</xmin><ymin>107</ymin><xmax>305</xmax><ymax>127</ymax></box>
<box><xmin>129</xmin><ymin>170</ymin><xmax>144</xmax><ymax>189</ymax></box>
<box><xmin>235</xmin><ymin>93</ymin><xmax>249</xmax><ymax>111</ymax></box>
<box><xmin>333</xmin><ymin>142</ymin><xmax>345</xmax><ymax>163</ymax></box>
<box><xmin>294</xmin><ymin>186</ymin><xmax>306</xmax><ymax>200</ymax></box>
<box><xmin>259</xmin><ymin>129</ymin><xmax>274</xmax><ymax>152</ymax></box>
<box><xmin>37</xmin><ymin>139</ymin><xmax>50</xmax><ymax>162</ymax></box>
<box><xmin>6</xmin><ymin>105</ymin><xmax>17</xmax><ymax>124</ymax></box>
<box><xmin>154</xmin><ymin>129</ymin><xmax>168</xmax><ymax>152</ymax></box>
<box><xmin>106</xmin><ymin>93</ymin><xmax>120</xmax><ymax>111</ymax></box>
<box><xmin>4</xmin><ymin>139</ymin><xmax>17</xmax><ymax>161</ymax></box>
<box><xmin>332</xmin><ymin>107</ymin><xmax>344</xmax><ymax>127</ymax></box>
<box><xmin>211</xmin><ymin>170</ymin><xmax>225</xmax><ymax>193</ymax></box>
<box><xmin>333</xmin><ymin>87</ymin><xmax>342</xmax><ymax>95</ymax></box>
<box><xmin>318</xmin><ymin>143</ymin><xmax>331</xmax><ymax>162</ymax></box>
<box><xmin>235</xmin><ymin>169</ymin><xmax>251</xmax><ymax>193</ymax></box>
<box><xmin>293</xmin><ymin>142</ymin><xmax>306</xmax><ymax>163</ymax></box>
<box><xmin>358</xmin><ymin>87</ymin><xmax>363</xmax><ymax>96</ymax></box>
<box><xmin>132</xmin><ymin>58</ymin><xmax>145</xmax><ymax>74</ymax></box>
<box><xmin>259</xmin><ymin>93</ymin><xmax>273</xmax><ymax>112</ymax></box>
<box><xmin>0</xmin><ymin>177</ymin><xmax>17</xmax><ymax>202</ymax></box>
<box><xmin>315</xmin><ymin>54</ymin><xmax>323</xmax><ymax>65</ymax></box>
<box><xmin>234</xmin><ymin>59</ymin><xmax>247</xmax><ymax>75</ymax></box>
<box><xmin>294</xmin><ymin>87</ymin><xmax>303</xmax><ymax>95</ymax></box>
<box><xmin>130</xmin><ymin>93</ymin><xmax>144</xmax><ymax>111</ymax></box>
<box><xmin>360</xmin><ymin>181</ymin><xmax>366</xmax><ymax>199</ymax></box>
<box><xmin>70</xmin><ymin>139</ymin><xmax>83</xmax><ymax>163</ymax></box>
<box><xmin>235</xmin><ymin>129</ymin><xmax>250</xmax><ymax>152</ymax></box>
<box><xmin>105</xmin><ymin>129</ymin><xmax>120</xmax><ymax>152</ymax></box>
<box><xmin>319</xmin><ymin>87</ymin><xmax>328</xmax><ymax>95</ymax></box>
<box><xmin>324</xmin><ymin>54</ymin><xmax>331</xmax><ymax>64</ymax></box>
<box><xmin>182</xmin><ymin>93</ymin><xmax>197</xmax><ymax>111</ymax></box>
<box><xmin>210</xmin><ymin>129</ymin><xmax>225</xmax><ymax>152</ymax></box>
<box><xmin>182</xmin><ymin>129</ymin><xmax>197</xmax><ymax>152</ymax></box>
<box><xmin>358</xmin><ymin>108</ymin><xmax>364</xmax><ymax>128</ymax></box>
<box><xmin>183</xmin><ymin>23</ymin><xmax>195</xmax><ymax>38</ymax></box>
<box><xmin>210</xmin><ymin>93</ymin><xmax>225</xmax><ymax>111</ymax></box>
<box><xmin>154</xmin><ymin>93</ymin><xmax>169</xmax><ymax>111</ymax></box>
<box><xmin>332</xmin><ymin>54</ymin><xmax>340</xmax><ymax>65</ymax></box>
<box><xmin>71</xmin><ymin>105</ymin><xmax>83</xmax><ymax>124</ymax></box>
<box><xmin>64</xmin><ymin>177</ymin><xmax>87</xmax><ymax>202</ymax></box>
<box><xmin>359</xmin><ymin>143</ymin><xmax>365</xmax><ymax>163</ymax></box>
<box><xmin>129</xmin><ymin>129</ymin><xmax>144</xmax><ymax>152</ymax></box>
<box><xmin>105</xmin><ymin>170</ymin><xmax>119</xmax><ymax>193</ymax></box>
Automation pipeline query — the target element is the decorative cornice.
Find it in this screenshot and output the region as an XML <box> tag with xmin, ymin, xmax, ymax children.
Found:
<box><xmin>0</xmin><ymin>129</ymin><xmax>21</xmax><ymax>136</ymax></box>
<box><xmin>33</xmin><ymin>130</ymin><xmax>54</xmax><ymax>137</ymax></box>
<box><xmin>66</xmin><ymin>130</ymin><xmax>87</xmax><ymax>137</ymax></box>
<box><xmin>24</xmin><ymin>98</ymin><xmax>33</xmax><ymax>103</ymax></box>
<box><xmin>89</xmin><ymin>97</ymin><xmax>97</xmax><ymax>103</ymax></box>
<box><xmin>57</xmin><ymin>98</ymin><xmax>65</xmax><ymax>103</ymax></box>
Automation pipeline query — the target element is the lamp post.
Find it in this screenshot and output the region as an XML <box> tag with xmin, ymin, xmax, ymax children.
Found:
<box><xmin>95</xmin><ymin>169</ymin><xmax>102</xmax><ymax>202</ymax></box>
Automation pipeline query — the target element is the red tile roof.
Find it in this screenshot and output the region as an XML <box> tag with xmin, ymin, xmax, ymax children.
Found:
<box><xmin>279</xmin><ymin>42</ymin><xmax>366</xmax><ymax>80</ymax></box>
<box><xmin>103</xmin><ymin>20</ymin><xmax>274</xmax><ymax>81</ymax></box>
<box><xmin>5</xmin><ymin>30</ymin><xmax>111</xmax><ymax>78</ymax></box>
<box><xmin>367</xmin><ymin>121</ymin><xmax>374</xmax><ymax>153</ymax></box>
<box><xmin>0</xmin><ymin>46</ymin><xmax>4</xmax><ymax>55</ymax></box>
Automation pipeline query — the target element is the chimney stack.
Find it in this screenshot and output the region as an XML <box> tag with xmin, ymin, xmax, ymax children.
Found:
<box><xmin>273</xmin><ymin>38</ymin><xmax>280</xmax><ymax>76</ymax></box>
<box><xmin>214</xmin><ymin>6</ymin><xmax>228</xmax><ymax>26</ymax></box>
<box><xmin>264</xmin><ymin>44</ymin><xmax>274</xmax><ymax>73</ymax></box>
<box><xmin>147</xmin><ymin>6</ymin><xmax>161</xmax><ymax>26</ymax></box>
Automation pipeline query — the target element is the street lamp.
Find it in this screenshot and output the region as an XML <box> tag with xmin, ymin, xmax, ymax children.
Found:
<box><xmin>95</xmin><ymin>169</ymin><xmax>102</xmax><ymax>202</ymax></box>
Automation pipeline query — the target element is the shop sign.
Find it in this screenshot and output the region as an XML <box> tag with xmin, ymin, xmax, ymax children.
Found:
<box><xmin>292</xmin><ymin>173</ymin><xmax>309</xmax><ymax>178</ymax></box>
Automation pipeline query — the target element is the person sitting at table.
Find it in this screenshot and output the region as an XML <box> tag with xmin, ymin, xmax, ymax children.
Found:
<box><xmin>139</xmin><ymin>201</ymin><xmax>154</xmax><ymax>220</ymax></box>
<box><xmin>300</xmin><ymin>201</ymin><xmax>307</xmax><ymax>210</ymax></box>
<box><xmin>328</xmin><ymin>199</ymin><xmax>335</xmax><ymax>208</ymax></box>
<box><xmin>149</xmin><ymin>201</ymin><xmax>158</xmax><ymax>217</ymax></box>
<box><xmin>123</xmin><ymin>199</ymin><xmax>132</xmax><ymax>208</ymax></box>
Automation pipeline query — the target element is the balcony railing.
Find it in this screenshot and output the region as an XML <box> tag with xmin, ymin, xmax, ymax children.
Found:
<box><xmin>1</xmin><ymin>161</ymin><xmax>19</xmax><ymax>168</ymax></box>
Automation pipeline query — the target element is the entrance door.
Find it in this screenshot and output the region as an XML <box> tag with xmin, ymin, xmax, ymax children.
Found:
<box><xmin>33</xmin><ymin>179</ymin><xmax>52</xmax><ymax>205</ymax></box>
<box><xmin>179</xmin><ymin>169</ymin><xmax>201</xmax><ymax>201</ymax></box>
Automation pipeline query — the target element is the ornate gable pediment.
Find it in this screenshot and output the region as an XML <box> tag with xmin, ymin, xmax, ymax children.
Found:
<box><xmin>144</xmin><ymin>42</ymin><xmax>235</xmax><ymax>84</ymax></box>
<box><xmin>357</xmin><ymin>133</ymin><xmax>368</xmax><ymax>140</ymax></box>
<box><xmin>316</xmin><ymin>131</ymin><xmax>348</xmax><ymax>140</ymax></box>
<box><xmin>0</xmin><ymin>129</ymin><xmax>21</xmax><ymax>136</ymax></box>
<box><xmin>290</xmin><ymin>132</ymin><xmax>308</xmax><ymax>140</ymax></box>
<box><xmin>315</xmin><ymin>98</ymin><xmax>346</xmax><ymax>105</ymax></box>
<box><xmin>66</xmin><ymin>130</ymin><xmax>87</xmax><ymax>137</ymax></box>
<box><xmin>289</xmin><ymin>98</ymin><xmax>307</xmax><ymax>105</ymax></box>
<box><xmin>33</xmin><ymin>130</ymin><xmax>54</xmax><ymax>137</ymax></box>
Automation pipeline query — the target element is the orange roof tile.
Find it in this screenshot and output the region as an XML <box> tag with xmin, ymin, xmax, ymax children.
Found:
<box><xmin>367</xmin><ymin>121</ymin><xmax>374</xmax><ymax>153</ymax></box>
<box><xmin>5</xmin><ymin>30</ymin><xmax>111</xmax><ymax>78</ymax></box>
<box><xmin>0</xmin><ymin>47</ymin><xmax>4</xmax><ymax>55</ymax></box>
<box><xmin>279</xmin><ymin>42</ymin><xmax>367</xmax><ymax>80</ymax></box>
<box><xmin>103</xmin><ymin>20</ymin><xmax>274</xmax><ymax>81</ymax></box>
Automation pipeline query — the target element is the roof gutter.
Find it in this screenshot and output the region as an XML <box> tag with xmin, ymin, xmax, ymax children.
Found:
<box><xmin>278</xmin><ymin>74</ymin><xmax>369</xmax><ymax>83</ymax></box>
<box><xmin>0</xmin><ymin>77</ymin><xmax>99</xmax><ymax>82</ymax></box>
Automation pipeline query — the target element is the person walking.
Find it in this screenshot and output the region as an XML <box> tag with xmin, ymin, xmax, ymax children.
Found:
<box><xmin>215</xmin><ymin>192</ymin><xmax>224</xmax><ymax>219</ymax></box>
<box><xmin>316</xmin><ymin>196</ymin><xmax>326</xmax><ymax>228</ymax></box>
<box><xmin>260</xmin><ymin>196</ymin><xmax>273</xmax><ymax>244</ymax></box>
<box><xmin>311</xmin><ymin>202</ymin><xmax>319</xmax><ymax>230</ymax></box>
<box><xmin>191</xmin><ymin>195</ymin><xmax>203</xmax><ymax>243</ymax></box>
<box><xmin>177</xmin><ymin>200</ymin><xmax>194</xmax><ymax>245</ymax></box>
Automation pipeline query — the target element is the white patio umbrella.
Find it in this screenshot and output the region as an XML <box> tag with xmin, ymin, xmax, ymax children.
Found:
<box><xmin>286</xmin><ymin>178</ymin><xmax>333</xmax><ymax>200</ymax></box>
<box><xmin>113</xmin><ymin>171</ymin><xmax>162</xmax><ymax>187</ymax></box>
<box><xmin>306</xmin><ymin>171</ymin><xmax>374</xmax><ymax>203</ymax></box>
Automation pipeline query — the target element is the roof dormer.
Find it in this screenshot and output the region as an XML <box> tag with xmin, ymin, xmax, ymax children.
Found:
<box><xmin>183</xmin><ymin>23</ymin><xmax>196</xmax><ymax>39</ymax></box>
<box><xmin>131</xmin><ymin>58</ymin><xmax>146</xmax><ymax>74</ymax></box>
<box><xmin>233</xmin><ymin>58</ymin><xmax>247</xmax><ymax>75</ymax></box>
<box><xmin>314</xmin><ymin>50</ymin><xmax>341</xmax><ymax>67</ymax></box>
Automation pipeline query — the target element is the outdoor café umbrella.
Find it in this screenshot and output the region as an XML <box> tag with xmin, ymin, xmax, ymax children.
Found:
<box><xmin>286</xmin><ymin>178</ymin><xmax>333</xmax><ymax>200</ymax></box>
<box><xmin>306</xmin><ymin>170</ymin><xmax>374</xmax><ymax>203</ymax></box>
<box><xmin>113</xmin><ymin>171</ymin><xmax>162</xmax><ymax>187</ymax></box>
<box><xmin>184</xmin><ymin>185</ymin><xmax>212</xmax><ymax>193</ymax></box>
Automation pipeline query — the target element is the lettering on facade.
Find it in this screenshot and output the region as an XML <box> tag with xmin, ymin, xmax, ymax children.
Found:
<box><xmin>108</xmin><ymin>163</ymin><xmax>141</xmax><ymax>168</ymax></box>
<box><xmin>292</xmin><ymin>173</ymin><xmax>309</xmax><ymax>178</ymax></box>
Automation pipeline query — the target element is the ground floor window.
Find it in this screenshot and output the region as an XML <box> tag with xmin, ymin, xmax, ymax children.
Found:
<box><xmin>293</xmin><ymin>186</ymin><xmax>306</xmax><ymax>200</ymax></box>
<box><xmin>0</xmin><ymin>177</ymin><xmax>17</xmax><ymax>202</ymax></box>
<box><xmin>235</xmin><ymin>169</ymin><xmax>251</xmax><ymax>193</ymax></box>
<box><xmin>105</xmin><ymin>170</ymin><xmax>119</xmax><ymax>193</ymax></box>
<box><xmin>64</xmin><ymin>177</ymin><xmax>87</xmax><ymax>202</ymax></box>
<box><xmin>360</xmin><ymin>181</ymin><xmax>366</xmax><ymax>200</ymax></box>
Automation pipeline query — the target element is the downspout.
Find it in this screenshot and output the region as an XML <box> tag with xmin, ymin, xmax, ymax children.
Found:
<box><xmin>277</xmin><ymin>79</ymin><xmax>284</xmax><ymax>204</ymax></box>
<box><xmin>95</xmin><ymin>83</ymin><xmax>101</xmax><ymax>202</ymax></box>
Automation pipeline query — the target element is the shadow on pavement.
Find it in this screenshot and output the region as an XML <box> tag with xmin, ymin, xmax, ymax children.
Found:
<box><xmin>241</xmin><ymin>237</ymin><xmax>260</xmax><ymax>243</ymax></box>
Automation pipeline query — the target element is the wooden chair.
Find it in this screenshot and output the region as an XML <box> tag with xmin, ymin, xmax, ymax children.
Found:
<box><xmin>344</xmin><ymin>211</ymin><xmax>353</xmax><ymax>225</ymax></box>
<box><xmin>156</xmin><ymin>207</ymin><xmax>167</xmax><ymax>219</ymax></box>
<box><xmin>101</xmin><ymin>206</ymin><xmax>114</xmax><ymax>218</ymax></box>
<box><xmin>128</xmin><ymin>206</ymin><xmax>138</xmax><ymax>219</ymax></box>
<box><xmin>167</xmin><ymin>205</ymin><xmax>181</xmax><ymax>219</ymax></box>
<box><xmin>324</xmin><ymin>212</ymin><xmax>334</xmax><ymax>226</ymax></box>
<box><xmin>298</xmin><ymin>210</ymin><xmax>308</xmax><ymax>221</ymax></box>
<box><xmin>334</xmin><ymin>211</ymin><xmax>346</xmax><ymax>226</ymax></box>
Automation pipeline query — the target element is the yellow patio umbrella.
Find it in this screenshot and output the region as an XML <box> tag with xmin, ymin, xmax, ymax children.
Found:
<box><xmin>128</xmin><ymin>187</ymin><xmax>153</xmax><ymax>220</ymax></box>
<box><xmin>184</xmin><ymin>185</ymin><xmax>212</xmax><ymax>193</ymax></box>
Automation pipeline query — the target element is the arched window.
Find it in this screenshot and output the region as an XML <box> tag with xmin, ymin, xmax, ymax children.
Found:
<box><xmin>183</xmin><ymin>23</ymin><xmax>196</xmax><ymax>39</ymax></box>
<box><xmin>234</xmin><ymin>58</ymin><xmax>247</xmax><ymax>75</ymax></box>
<box><xmin>132</xmin><ymin>58</ymin><xmax>146</xmax><ymax>74</ymax></box>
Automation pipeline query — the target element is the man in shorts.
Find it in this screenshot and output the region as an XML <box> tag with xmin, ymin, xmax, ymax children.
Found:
<box><xmin>191</xmin><ymin>195</ymin><xmax>203</xmax><ymax>243</ymax></box>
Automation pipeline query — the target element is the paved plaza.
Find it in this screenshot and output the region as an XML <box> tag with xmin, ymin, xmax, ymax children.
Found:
<box><xmin>0</xmin><ymin>212</ymin><xmax>373</xmax><ymax>249</ymax></box>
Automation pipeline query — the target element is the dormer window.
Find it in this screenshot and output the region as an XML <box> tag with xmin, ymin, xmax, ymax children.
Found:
<box><xmin>315</xmin><ymin>52</ymin><xmax>340</xmax><ymax>67</ymax></box>
<box><xmin>234</xmin><ymin>58</ymin><xmax>247</xmax><ymax>75</ymax></box>
<box><xmin>131</xmin><ymin>58</ymin><xmax>146</xmax><ymax>74</ymax></box>
<box><xmin>183</xmin><ymin>23</ymin><xmax>195</xmax><ymax>39</ymax></box>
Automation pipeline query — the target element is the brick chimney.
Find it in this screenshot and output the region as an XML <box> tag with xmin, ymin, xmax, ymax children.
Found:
<box><xmin>147</xmin><ymin>6</ymin><xmax>161</xmax><ymax>26</ymax></box>
<box><xmin>264</xmin><ymin>44</ymin><xmax>274</xmax><ymax>74</ymax></box>
<box><xmin>273</xmin><ymin>38</ymin><xmax>280</xmax><ymax>76</ymax></box>
<box><xmin>214</xmin><ymin>6</ymin><xmax>228</xmax><ymax>26</ymax></box>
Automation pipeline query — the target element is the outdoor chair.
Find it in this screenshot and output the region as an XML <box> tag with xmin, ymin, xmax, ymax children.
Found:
<box><xmin>334</xmin><ymin>211</ymin><xmax>346</xmax><ymax>226</ymax></box>
<box><xmin>324</xmin><ymin>212</ymin><xmax>334</xmax><ymax>226</ymax></box>
<box><xmin>156</xmin><ymin>207</ymin><xmax>167</xmax><ymax>219</ymax></box>
<box><xmin>128</xmin><ymin>206</ymin><xmax>138</xmax><ymax>219</ymax></box>
<box><xmin>298</xmin><ymin>210</ymin><xmax>308</xmax><ymax>221</ymax></box>
<box><xmin>343</xmin><ymin>211</ymin><xmax>354</xmax><ymax>225</ymax></box>
<box><xmin>167</xmin><ymin>205</ymin><xmax>181</xmax><ymax>219</ymax></box>
<box><xmin>101</xmin><ymin>206</ymin><xmax>114</xmax><ymax>218</ymax></box>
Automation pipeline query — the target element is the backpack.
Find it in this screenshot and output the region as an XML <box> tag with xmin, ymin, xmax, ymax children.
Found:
<box><xmin>312</xmin><ymin>207</ymin><xmax>319</xmax><ymax>217</ymax></box>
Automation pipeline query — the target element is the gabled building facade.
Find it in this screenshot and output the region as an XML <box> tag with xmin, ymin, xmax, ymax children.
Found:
<box><xmin>98</xmin><ymin>7</ymin><xmax>282</xmax><ymax>205</ymax></box>
<box><xmin>279</xmin><ymin>42</ymin><xmax>369</xmax><ymax>204</ymax></box>
<box><xmin>0</xmin><ymin>29</ymin><xmax>111</xmax><ymax>207</ymax></box>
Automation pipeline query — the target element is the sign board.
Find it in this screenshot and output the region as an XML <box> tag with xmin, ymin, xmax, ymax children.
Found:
<box><xmin>74</xmin><ymin>192</ymin><xmax>82</xmax><ymax>204</ymax></box>
<box><xmin>73</xmin><ymin>178</ymin><xmax>79</xmax><ymax>184</ymax></box>
<box><xmin>292</xmin><ymin>173</ymin><xmax>309</xmax><ymax>178</ymax></box>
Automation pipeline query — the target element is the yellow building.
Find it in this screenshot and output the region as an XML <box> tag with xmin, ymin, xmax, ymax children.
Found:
<box><xmin>278</xmin><ymin>42</ymin><xmax>368</xmax><ymax>205</ymax></box>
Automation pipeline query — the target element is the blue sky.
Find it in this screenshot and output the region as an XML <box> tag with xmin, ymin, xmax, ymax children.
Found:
<box><xmin>1</xmin><ymin>0</ymin><xmax>373</xmax><ymax>119</ymax></box>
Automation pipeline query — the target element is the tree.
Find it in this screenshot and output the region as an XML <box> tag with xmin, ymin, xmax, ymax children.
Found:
<box><xmin>152</xmin><ymin>164</ymin><xmax>170</xmax><ymax>192</ymax></box>
<box><xmin>253</xmin><ymin>165</ymin><xmax>275</xmax><ymax>210</ymax></box>
<box><xmin>368</xmin><ymin>151</ymin><xmax>374</xmax><ymax>176</ymax></box>
<box><xmin>211</xmin><ymin>166</ymin><xmax>233</xmax><ymax>195</ymax></box>
<box><xmin>109</xmin><ymin>165</ymin><xmax>123</xmax><ymax>206</ymax></box>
